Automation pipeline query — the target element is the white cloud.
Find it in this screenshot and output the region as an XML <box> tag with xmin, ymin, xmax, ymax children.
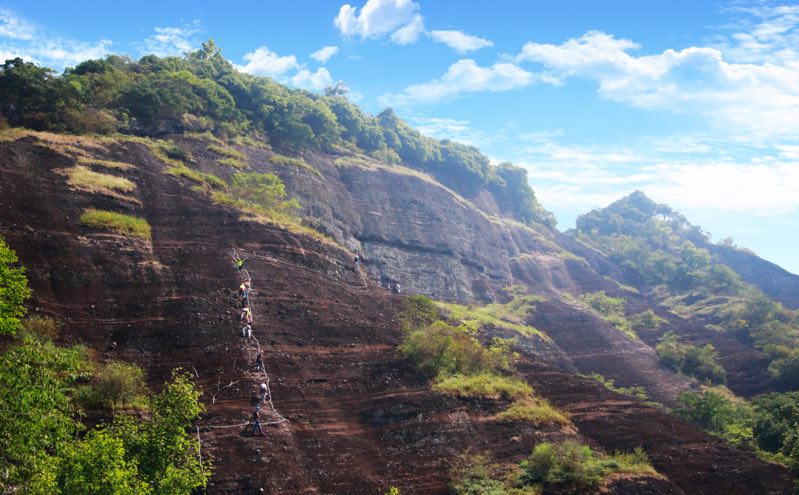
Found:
<box><xmin>291</xmin><ymin>67</ymin><xmax>334</xmax><ymax>91</ymax></box>
<box><xmin>310</xmin><ymin>45</ymin><xmax>339</xmax><ymax>63</ymax></box>
<box><xmin>429</xmin><ymin>30</ymin><xmax>492</xmax><ymax>53</ymax></box>
<box><xmin>237</xmin><ymin>46</ymin><xmax>336</xmax><ymax>92</ymax></box>
<box><xmin>408</xmin><ymin>116</ymin><xmax>492</xmax><ymax>147</ymax></box>
<box><xmin>334</xmin><ymin>0</ymin><xmax>424</xmax><ymax>44</ymax></box>
<box><xmin>237</xmin><ymin>46</ymin><xmax>300</xmax><ymax>77</ymax></box>
<box><xmin>508</xmin><ymin>131</ymin><xmax>799</xmax><ymax>218</ymax></box>
<box><xmin>515</xmin><ymin>20</ymin><xmax>799</xmax><ymax>138</ymax></box>
<box><xmin>0</xmin><ymin>11</ymin><xmax>111</xmax><ymax>71</ymax></box>
<box><xmin>379</xmin><ymin>59</ymin><xmax>534</xmax><ymax>107</ymax></box>
<box><xmin>390</xmin><ymin>13</ymin><xmax>424</xmax><ymax>44</ymax></box>
<box><xmin>0</xmin><ymin>10</ymin><xmax>35</xmax><ymax>40</ymax></box>
<box><xmin>140</xmin><ymin>22</ymin><xmax>202</xmax><ymax>57</ymax></box>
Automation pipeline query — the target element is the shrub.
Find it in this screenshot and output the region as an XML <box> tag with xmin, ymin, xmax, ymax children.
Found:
<box><xmin>495</xmin><ymin>398</ymin><xmax>570</xmax><ymax>426</ymax></box>
<box><xmin>450</xmin><ymin>454</ymin><xmax>510</xmax><ymax>495</ymax></box>
<box><xmin>519</xmin><ymin>441</ymin><xmax>656</xmax><ymax>492</ymax></box>
<box><xmin>579</xmin><ymin>291</ymin><xmax>635</xmax><ymax>339</ymax></box>
<box><xmin>586</xmin><ymin>373</ymin><xmax>648</xmax><ymax>400</ymax></box>
<box><xmin>78</xmin><ymin>361</ymin><xmax>148</xmax><ymax>411</ymax></box>
<box><xmin>398</xmin><ymin>295</ymin><xmax>439</xmax><ymax>333</ymax></box>
<box><xmin>432</xmin><ymin>372</ymin><xmax>532</xmax><ymax>400</ymax></box>
<box><xmin>398</xmin><ymin>321</ymin><xmax>498</xmax><ymax>378</ymax></box>
<box><xmin>630</xmin><ymin>309</ymin><xmax>663</xmax><ymax>332</ymax></box>
<box><xmin>0</xmin><ymin>237</ymin><xmax>31</xmax><ymax>335</ymax></box>
<box><xmin>80</xmin><ymin>208</ymin><xmax>152</xmax><ymax>240</ymax></box>
<box><xmin>22</xmin><ymin>315</ymin><xmax>61</xmax><ymax>340</ymax></box>
<box><xmin>656</xmin><ymin>332</ymin><xmax>726</xmax><ymax>384</ymax></box>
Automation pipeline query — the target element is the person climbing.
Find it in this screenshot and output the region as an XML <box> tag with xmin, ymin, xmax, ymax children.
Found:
<box><xmin>255</xmin><ymin>350</ymin><xmax>265</xmax><ymax>371</ymax></box>
<box><xmin>235</xmin><ymin>257</ymin><xmax>246</xmax><ymax>271</ymax></box>
<box><xmin>241</xmin><ymin>306</ymin><xmax>253</xmax><ymax>324</ymax></box>
<box><xmin>241</xmin><ymin>323</ymin><xmax>252</xmax><ymax>338</ymax></box>
<box><xmin>239</xmin><ymin>282</ymin><xmax>247</xmax><ymax>297</ymax></box>
<box><xmin>250</xmin><ymin>388</ymin><xmax>261</xmax><ymax>406</ymax></box>
<box><xmin>251</xmin><ymin>405</ymin><xmax>265</xmax><ymax>436</ymax></box>
<box><xmin>259</xmin><ymin>382</ymin><xmax>268</xmax><ymax>401</ymax></box>
<box><xmin>354</xmin><ymin>253</ymin><xmax>360</xmax><ymax>267</ymax></box>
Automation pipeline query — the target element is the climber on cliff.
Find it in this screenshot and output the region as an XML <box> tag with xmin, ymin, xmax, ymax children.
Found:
<box><xmin>255</xmin><ymin>349</ymin><xmax>264</xmax><ymax>371</ymax></box>
<box><xmin>259</xmin><ymin>382</ymin><xmax>268</xmax><ymax>401</ymax></box>
<box><xmin>241</xmin><ymin>323</ymin><xmax>252</xmax><ymax>338</ymax></box>
<box><xmin>251</xmin><ymin>405</ymin><xmax>265</xmax><ymax>437</ymax></box>
<box><xmin>241</xmin><ymin>306</ymin><xmax>253</xmax><ymax>325</ymax></box>
<box><xmin>235</xmin><ymin>257</ymin><xmax>246</xmax><ymax>271</ymax></box>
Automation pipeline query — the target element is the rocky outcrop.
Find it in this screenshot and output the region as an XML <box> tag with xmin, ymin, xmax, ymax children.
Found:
<box><xmin>0</xmin><ymin>132</ymin><xmax>793</xmax><ymax>493</ymax></box>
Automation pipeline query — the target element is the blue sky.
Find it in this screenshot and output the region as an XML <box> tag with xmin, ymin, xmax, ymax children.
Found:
<box><xmin>1</xmin><ymin>0</ymin><xmax>798</xmax><ymax>274</ymax></box>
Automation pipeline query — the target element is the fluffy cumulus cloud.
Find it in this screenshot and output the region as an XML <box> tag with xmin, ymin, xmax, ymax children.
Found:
<box><xmin>0</xmin><ymin>10</ymin><xmax>110</xmax><ymax>70</ymax></box>
<box><xmin>291</xmin><ymin>67</ymin><xmax>334</xmax><ymax>91</ymax></box>
<box><xmin>237</xmin><ymin>46</ymin><xmax>335</xmax><ymax>92</ymax></box>
<box><xmin>514</xmin><ymin>7</ymin><xmax>799</xmax><ymax>138</ymax></box>
<box><xmin>139</xmin><ymin>22</ymin><xmax>202</xmax><ymax>57</ymax></box>
<box><xmin>310</xmin><ymin>45</ymin><xmax>339</xmax><ymax>63</ymax></box>
<box><xmin>237</xmin><ymin>46</ymin><xmax>299</xmax><ymax>77</ymax></box>
<box><xmin>379</xmin><ymin>59</ymin><xmax>534</xmax><ymax>107</ymax></box>
<box><xmin>429</xmin><ymin>30</ymin><xmax>493</xmax><ymax>53</ymax></box>
<box><xmin>335</xmin><ymin>0</ymin><xmax>424</xmax><ymax>44</ymax></box>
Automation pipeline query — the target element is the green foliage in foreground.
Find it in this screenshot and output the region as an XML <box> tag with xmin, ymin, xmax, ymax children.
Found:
<box><xmin>675</xmin><ymin>388</ymin><xmax>799</xmax><ymax>472</ymax></box>
<box><xmin>0</xmin><ymin>237</ymin><xmax>31</xmax><ymax>335</ymax></box>
<box><xmin>450</xmin><ymin>442</ymin><xmax>657</xmax><ymax>495</ymax></box>
<box><xmin>656</xmin><ymin>332</ymin><xmax>726</xmax><ymax>384</ymax></box>
<box><xmin>80</xmin><ymin>208</ymin><xmax>152</xmax><ymax>240</ymax></box>
<box><xmin>0</xmin><ymin>332</ymin><xmax>209</xmax><ymax>494</ymax></box>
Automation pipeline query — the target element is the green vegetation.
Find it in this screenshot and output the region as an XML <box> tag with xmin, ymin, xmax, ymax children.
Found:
<box><xmin>271</xmin><ymin>152</ymin><xmax>321</xmax><ymax>176</ymax></box>
<box><xmin>80</xmin><ymin>208</ymin><xmax>152</xmax><ymax>240</ymax></box>
<box><xmin>0</xmin><ymin>40</ymin><xmax>552</xmax><ymax>227</ymax></box>
<box><xmin>656</xmin><ymin>332</ymin><xmax>726</xmax><ymax>384</ymax></box>
<box><xmin>207</xmin><ymin>143</ymin><xmax>247</xmax><ymax>169</ymax></box>
<box><xmin>0</xmin><ymin>238</ymin><xmax>208</xmax><ymax>493</ymax></box>
<box><xmin>76</xmin><ymin>361</ymin><xmax>149</xmax><ymax>411</ymax></box>
<box><xmin>0</xmin><ymin>237</ymin><xmax>31</xmax><ymax>335</ymax></box>
<box><xmin>23</xmin><ymin>314</ymin><xmax>62</xmax><ymax>340</ymax></box>
<box><xmin>166</xmin><ymin>162</ymin><xmax>227</xmax><ymax>189</ymax></box>
<box><xmin>630</xmin><ymin>309</ymin><xmax>664</xmax><ymax>333</ymax></box>
<box><xmin>434</xmin><ymin>289</ymin><xmax>548</xmax><ymax>340</ymax></box>
<box><xmin>397</xmin><ymin>295</ymin><xmax>568</xmax><ymax>433</ymax></box>
<box><xmin>586</xmin><ymin>373</ymin><xmax>648</xmax><ymax>401</ymax></box>
<box><xmin>578</xmin><ymin>291</ymin><xmax>636</xmax><ymax>339</ymax></box>
<box><xmin>433</xmin><ymin>373</ymin><xmax>532</xmax><ymax>400</ymax></box>
<box><xmin>58</xmin><ymin>164</ymin><xmax>137</xmax><ymax>200</ymax></box>
<box><xmin>78</xmin><ymin>157</ymin><xmax>135</xmax><ymax>170</ymax></box>
<box><xmin>495</xmin><ymin>398</ymin><xmax>570</xmax><ymax>427</ymax></box>
<box><xmin>449</xmin><ymin>443</ymin><xmax>657</xmax><ymax>495</ymax></box>
<box><xmin>674</xmin><ymin>388</ymin><xmax>799</xmax><ymax>472</ymax></box>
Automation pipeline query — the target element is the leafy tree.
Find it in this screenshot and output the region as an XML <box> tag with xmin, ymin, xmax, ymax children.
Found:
<box><xmin>0</xmin><ymin>237</ymin><xmax>31</xmax><ymax>335</ymax></box>
<box><xmin>656</xmin><ymin>333</ymin><xmax>726</xmax><ymax>384</ymax></box>
<box><xmin>229</xmin><ymin>172</ymin><xmax>300</xmax><ymax>215</ymax></box>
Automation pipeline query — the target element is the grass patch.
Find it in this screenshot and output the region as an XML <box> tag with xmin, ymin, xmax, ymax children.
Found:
<box><xmin>218</xmin><ymin>156</ymin><xmax>247</xmax><ymax>169</ymax></box>
<box><xmin>579</xmin><ymin>291</ymin><xmax>637</xmax><ymax>340</ymax></box>
<box><xmin>433</xmin><ymin>372</ymin><xmax>532</xmax><ymax>400</ymax></box>
<box><xmin>77</xmin><ymin>157</ymin><xmax>135</xmax><ymax>171</ymax></box>
<box><xmin>585</xmin><ymin>372</ymin><xmax>648</xmax><ymax>400</ymax></box>
<box><xmin>435</xmin><ymin>300</ymin><xmax>548</xmax><ymax>340</ymax></box>
<box><xmin>23</xmin><ymin>315</ymin><xmax>62</xmax><ymax>340</ymax></box>
<box><xmin>496</xmin><ymin>398</ymin><xmax>570</xmax><ymax>426</ymax></box>
<box><xmin>271</xmin><ymin>153</ymin><xmax>321</xmax><ymax>176</ymax></box>
<box><xmin>207</xmin><ymin>143</ymin><xmax>248</xmax><ymax>169</ymax></box>
<box><xmin>80</xmin><ymin>208</ymin><xmax>151</xmax><ymax>240</ymax></box>
<box><xmin>57</xmin><ymin>165</ymin><xmax>138</xmax><ymax>203</ymax></box>
<box><xmin>75</xmin><ymin>361</ymin><xmax>149</xmax><ymax>411</ymax></box>
<box><xmin>165</xmin><ymin>163</ymin><xmax>227</xmax><ymax>189</ymax></box>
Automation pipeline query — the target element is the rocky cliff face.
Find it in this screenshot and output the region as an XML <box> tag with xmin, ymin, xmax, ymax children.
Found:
<box><xmin>0</xmin><ymin>131</ymin><xmax>794</xmax><ymax>494</ymax></box>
